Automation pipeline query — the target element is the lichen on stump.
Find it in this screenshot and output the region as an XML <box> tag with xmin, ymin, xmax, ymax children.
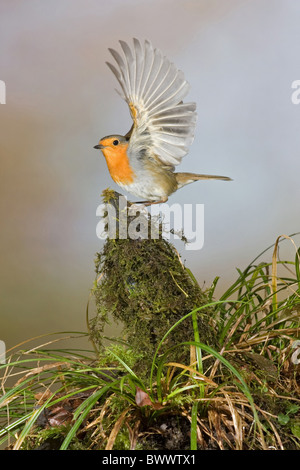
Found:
<box><xmin>89</xmin><ymin>190</ymin><xmax>217</xmax><ymax>376</ymax></box>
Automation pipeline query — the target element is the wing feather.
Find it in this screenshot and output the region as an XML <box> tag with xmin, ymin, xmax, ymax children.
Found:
<box><xmin>143</xmin><ymin>51</ymin><xmax>164</xmax><ymax>102</ymax></box>
<box><xmin>143</xmin><ymin>59</ymin><xmax>171</xmax><ymax>104</ymax></box>
<box><xmin>145</xmin><ymin>64</ymin><xmax>177</xmax><ymax>108</ymax></box>
<box><xmin>119</xmin><ymin>40</ymin><xmax>135</xmax><ymax>97</ymax></box>
<box><xmin>106</xmin><ymin>62</ymin><xmax>127</xmax><ymax>99</ymax></box>
<box><xmin>107</xmin><ymin>39</ymin><xmax>197</xmax><ymax>166</ymax></box>
<box><xmin>139</xmin><ymin>40</ymin><xmax>155</xmax><ymax>98</ymax></box>
<box><xmin>133</xmin><ymin>38</ymin><xmax>143</xmax><ymax>98</ymax></box>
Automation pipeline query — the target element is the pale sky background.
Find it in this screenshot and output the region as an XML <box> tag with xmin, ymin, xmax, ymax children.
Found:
<box><xmin>1</xmin><ymin>0</ymin><xmax>300</xmax><ymax>350</ymax></box>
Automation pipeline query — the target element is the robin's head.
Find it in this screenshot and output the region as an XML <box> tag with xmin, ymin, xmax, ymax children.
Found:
<box><xmin>94</xmin><ymin>135</ymin><xmax>128</xmax><ymax>158</ymax></box>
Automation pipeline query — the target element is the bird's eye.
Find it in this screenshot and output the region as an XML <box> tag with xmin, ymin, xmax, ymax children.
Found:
<box><xmin>112</xmin><ymin>139</ymin><xmax>119</xmax><ymax>146</ymax></box>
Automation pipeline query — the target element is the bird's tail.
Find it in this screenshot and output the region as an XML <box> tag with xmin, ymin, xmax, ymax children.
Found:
<box><xmin>175</xmin><ymin>172</ymin><xmax>232</xmax><ymax>189</ymax></box>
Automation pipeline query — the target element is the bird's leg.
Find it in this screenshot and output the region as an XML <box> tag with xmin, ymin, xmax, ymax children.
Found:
<box><xmin>133</xmin><ymin>198</ymin><xmax>168</xmax><ymax>206</ymax></box>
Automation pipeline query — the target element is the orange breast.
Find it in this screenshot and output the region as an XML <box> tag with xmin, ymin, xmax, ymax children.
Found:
<box><xmin>102</xmin><ymin>144</ymin><xmax>135</xmax><ymax>184</ymax></box>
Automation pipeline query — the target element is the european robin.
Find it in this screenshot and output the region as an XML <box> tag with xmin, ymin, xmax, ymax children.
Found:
<box><xmin>94</xmin><ymin>39</ymin><xmax>231</xmax><ymax>204</ymax></box>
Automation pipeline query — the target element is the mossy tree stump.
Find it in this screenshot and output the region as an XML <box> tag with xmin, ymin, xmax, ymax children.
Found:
<box><xmin>90</xmin><ymin>190</ymin><xmax>217</xmax><ymax>376</ymax></box>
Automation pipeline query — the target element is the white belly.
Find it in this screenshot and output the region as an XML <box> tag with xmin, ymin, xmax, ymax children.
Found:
<box><xmin>116</xmin><ymin>179</ymin><xmax>166</xmax><ymax>201</ymax></box>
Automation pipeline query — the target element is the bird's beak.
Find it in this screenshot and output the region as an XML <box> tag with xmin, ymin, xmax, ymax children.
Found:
<box><xmin>94</xmin><ymin>144</ymin><xmax>105</xmax><ymax>150</ymax></box>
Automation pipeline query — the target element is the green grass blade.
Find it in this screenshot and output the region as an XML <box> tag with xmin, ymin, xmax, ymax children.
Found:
<box><xmin>166</xmin><ymin>384</ymin><xmax>200</xmax><ymax>400</ymax></box>
<box><xmin>12</xmin><ymin>391</ymin><xmax>58</xmax><ymax>450</ymax></box>
<box><xmin>150</xmin><ymin>300</ymin><xmax>245</xmax><ymax>393</ymax></box>
<box><xmin>60</xmin><ymin>385</ymin><xmax>111</xmax><ymax>450</ymax></box>
<box><xmin>190</xmin><ymin>401</ymin><xmax>198</xmax><ymax>450</ymax></box>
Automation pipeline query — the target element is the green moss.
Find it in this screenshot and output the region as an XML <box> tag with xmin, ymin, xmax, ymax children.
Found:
<box><xmin>89</xmin><ymin>191</ymin><xmax>217</xmax><ymax>377</ymax></box>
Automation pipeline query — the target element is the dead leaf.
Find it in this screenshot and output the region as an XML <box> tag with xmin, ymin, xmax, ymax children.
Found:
<box><xmin>135</xmin><ymin>387</ymin><xmax>163</xmax><ymax>409</ymax></box>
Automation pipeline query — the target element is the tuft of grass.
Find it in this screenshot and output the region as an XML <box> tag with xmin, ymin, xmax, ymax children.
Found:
<box><xmin>0</xmin><ymin>234</ymin><xmax>300</xmax><ymax>450</ymax></box>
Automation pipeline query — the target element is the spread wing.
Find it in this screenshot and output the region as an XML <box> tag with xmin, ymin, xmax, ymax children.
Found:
<box><xmin>106</xmin><ymin>38</ymin><xmax>197</xmax><ymax>167</ymax></box>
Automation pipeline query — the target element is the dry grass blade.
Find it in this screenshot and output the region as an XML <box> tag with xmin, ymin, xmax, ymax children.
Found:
<box><xmin>15</xmin><ymin>362</ymin><xmax>68</xmax><ymax>386</ymax></box>
<box><xmin>210</xmin><ymin>312</ymin><xmax>248</xmax><ymax>380</ymax></box>
<box><xmin>272</xmin><ymin>234</ymin><xmax>300</xmax><ymax>310</ymax></box>
<box><xmin>238</xmin><ymin>327</ymin><xmax>300</xmax><ymax>348</ymax></box>
<box><xmin>190</xmin><ymin>346</ymin><xmax>196</xmax><ymax>370</ymax></box>
<box><xmin>195</xmin><ymin>414</ymin><xmax>218</xmax><ymax>447</ymax></box>
<box><xmin>208</xmin><ymin>408</ymin><xmax>225</xmax><ymax>449</ymax></box>
<box><xmin>165</xmin><ymin>362</ymin><xmax>217</xmax><ymax>386</ymax></box>
<box><xmin>105</xmin><ymin>408</ymin><xmax>131</xmax><ymax>450</ymax></box>
<box><xmin>224</xmin><ymin>392</ymin><xmax>243</xmax><ymax>450</ymax></box>
<box><xmin>259</xmin><ymin>408</ymin><xmax>284</xmax><ymax>450</ymax></box>
<box><xmin>209</xmin><ymin>346</ymin><xmax>225</xmax><ymax>381</ymax></box>
<box><xmin>126</xmin><ymin>418</ymin><xmax>141</xmax><ymax>450</ymax></box>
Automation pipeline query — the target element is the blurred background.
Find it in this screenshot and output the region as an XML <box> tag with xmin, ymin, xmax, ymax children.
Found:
<box><xmin>1</xmin><ymin>0</ymin><xmax>300</xmax><ymax>351</ymax></box>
